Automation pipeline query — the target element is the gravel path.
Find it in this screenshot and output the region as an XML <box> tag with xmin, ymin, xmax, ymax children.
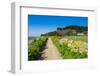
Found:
<box><xmin>42</xmin><ymin>37</ymin><xmax>62</xmax><ymax>60</ymax></box>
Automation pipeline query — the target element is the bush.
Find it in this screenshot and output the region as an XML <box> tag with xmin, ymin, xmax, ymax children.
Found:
<box><xmin>51</xmin><ymin>36</ymin><xmax>88</xmax><ymax>59</ymax></box>
<box><xmin>28</xmin><ymin>36</ymin><xmax>48</xmax><ymax>60</ymax></box>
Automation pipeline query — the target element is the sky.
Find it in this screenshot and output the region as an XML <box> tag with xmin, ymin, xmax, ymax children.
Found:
<box><xmin>28</xmin><ymin>15</ymin><xmax>88</xmax><ymax>37</ymax></box>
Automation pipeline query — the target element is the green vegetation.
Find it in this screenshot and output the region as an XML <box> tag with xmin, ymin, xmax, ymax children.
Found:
<box><xmin>51</xmin><ymin>36</ymin><xmax>88</xmax><ymax>59</ymax></box>
<box><xmin>28</xmin><ymin>36</ymin><xmax>48</xmax><ymax>60</ymax></box>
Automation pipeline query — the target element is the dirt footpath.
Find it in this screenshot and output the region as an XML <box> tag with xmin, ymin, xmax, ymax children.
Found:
<box><xmin>42</xmin><ymin>37</ymin><xmax>62</xmax><ymax>60</ymax></box>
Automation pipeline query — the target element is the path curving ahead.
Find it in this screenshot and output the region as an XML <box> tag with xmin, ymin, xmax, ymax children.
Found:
<box><xmin>42</xmin><ymin>37</ymin><xmax>62</xmax><ymax>60</ymax></box>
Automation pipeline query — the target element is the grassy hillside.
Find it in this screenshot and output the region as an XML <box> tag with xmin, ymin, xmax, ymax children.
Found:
<box><xmin>41</xmin><ymin>25</ymin><xmax>88</xmax><ymax>36</ymax></box>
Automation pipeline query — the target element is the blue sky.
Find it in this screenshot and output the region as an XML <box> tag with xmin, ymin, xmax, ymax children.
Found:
<box><xmin>28</xmin><ymin>15</ymin><xmax>88</xmax><ymax>37</ymax></box>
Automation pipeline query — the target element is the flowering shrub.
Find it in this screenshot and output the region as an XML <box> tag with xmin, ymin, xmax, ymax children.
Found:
<box><xmin>52</xmin><ymin>36</ymin><xmax>88</xmax><ymax>59</ymax></box>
